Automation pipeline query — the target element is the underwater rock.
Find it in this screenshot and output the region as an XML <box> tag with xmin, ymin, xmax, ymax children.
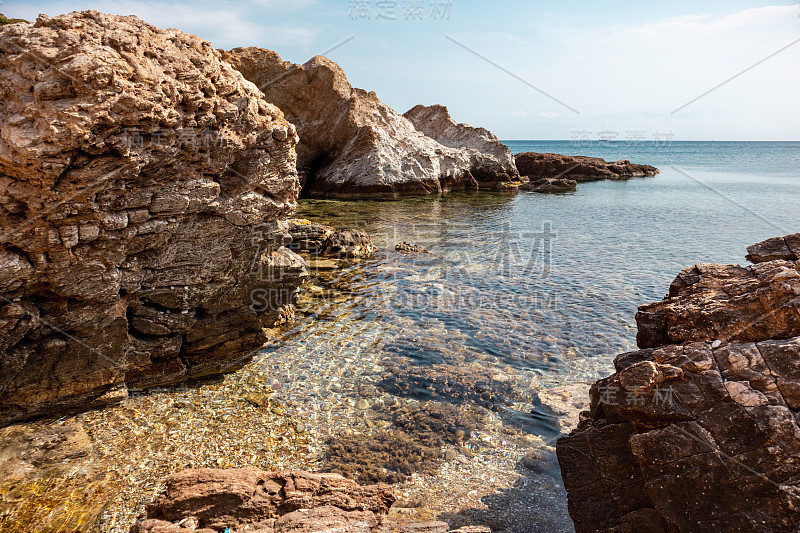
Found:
<box><xmin>396</xmin><ymin>242</ymin><xmax>430</xmax><ymax>253</ymax></box>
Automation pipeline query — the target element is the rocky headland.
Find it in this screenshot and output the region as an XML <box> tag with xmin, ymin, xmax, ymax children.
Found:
<box><xmin>557</xmin><ymin>232</ymin><xmax>800</xmax><ymax>532</ymax></box>
<box><xmin>0</xmin><ymin>11</ymin><xmax>306</xmax><ymax>426</ymax></box>
<box><xmin>515</xmin><ymin>152</ymin><xmax>659</xmax><ymax>187</ymax></box>
<box><xmin>219</xmin><ymin>48</ymin><xmax>520</xmax><ymax>198</ymax></box>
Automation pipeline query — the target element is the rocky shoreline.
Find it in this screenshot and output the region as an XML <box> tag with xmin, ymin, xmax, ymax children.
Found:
<box><xmin>0</xmin><ymin>9</ymin><xmax>686</xmax><ymax>533</ymax></box>
<box><xmin>0</xmin><ymin>10</ymin><xmax>661</xmax><ymax>427</ymax></box>
<box><xmin>557</xmin><ymin>233</ymin><xmax>800</xmax><ymax>532</ymax></box>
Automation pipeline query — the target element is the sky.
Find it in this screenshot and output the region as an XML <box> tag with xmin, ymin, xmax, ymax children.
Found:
<box><xmin>3</xmin><ymin>0</ymin><xmax>799</xmax><ymax>140</ymax></box>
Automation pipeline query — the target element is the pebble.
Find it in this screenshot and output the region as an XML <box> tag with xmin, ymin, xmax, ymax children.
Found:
<box><xmin>355</xmin><ymin>399</ymin><xmax>369</xmax><ymax>410</ymax></box>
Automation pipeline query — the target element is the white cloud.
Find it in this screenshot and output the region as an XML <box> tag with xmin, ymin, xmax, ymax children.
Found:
<box><xmin>609</xmin><ymin>5</ymin><xmax>797</xmax><ymax>41</ymax></box>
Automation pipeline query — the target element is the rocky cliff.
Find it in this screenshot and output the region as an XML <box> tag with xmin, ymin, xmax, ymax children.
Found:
<box><xmin>0</xmin><ymin>11</ymin><xmax>306</xmax><ymax>426</ymax></box>
<box><xmin>557</xmin><ymin>233</ymin><xmax>800</xmax><ymax>532</ymax></box>
<box><xmin>220</xmin><ymin>48</ymin><xmax>518</xmax><ymax>198</ymax></box>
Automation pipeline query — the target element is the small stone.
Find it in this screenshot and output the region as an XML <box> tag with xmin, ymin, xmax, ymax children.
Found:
<box><xmin>355</xmin><ymin>399</ymin><xmax>369</xmax><ymax>410</ymax></box>
<box><xmin>244</xmin><ymin>393</ymin><xmax>270</xmax><ymax>407</ymax></box>
<box><xmin>712</xmin><ymin>339</ymin><xmax>722</xmax><ymax>349</ymax></box>
<box><xmin>443</xmin><ymin>449</ymin><xmax>457</xmax><ymax>461</ymax></box>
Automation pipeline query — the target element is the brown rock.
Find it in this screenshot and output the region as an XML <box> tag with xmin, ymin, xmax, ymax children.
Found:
<box><xmin>132</xmin><ymin>467</ymin><xmax>486</xmax><ymax>532</ymax></box>
<box><xmin>635</xmin><ymin>258</ymin><xmax>800</xmax><ymax>349</ymax></box>
<box><xmin>514</xmin><ymin>152</ymin><xmax>659</xmax><ymax>183</ymax></box>
<box><xmin>395</xmin><ymin>242</ymin><xmax>429</xmax><ymax>253</ymax></box>
<box><xmin>286</xmin><ymin>219</ymin><xmax>335</xmax><ymax>254</ymax></box>
<box><xmin>132</xmin><ymin>468</ymin><xmax>480</xmax><ymax>532</ymax></box>
<box><xmin>745</xmin><ymin>233</ymin><xmax>799</xmax><ymax>263</ymax></box>
<box><xmin>557</xmin><ymin>233</ymin><xmax>800</xmax><ymax>532</ymax></box>
<box><xmin>0</xmin><ymin>11</ymin><xmax>306</xmax><ymax>426</ymax></box>
<box><xmin>323</xmin><ymin>229</ymin><xmax>377</xmax><ymax>259</ymax></box>
<box><xmin>519</xmin><ymin>177</ymin><xmax>577</xmax><ymax>193</ymax></box>
<box><xmin>142</xmin><ymin>469</ymin><xmax>394</xmax><ymax>528</ymax></box>
<box><xmin>220</xmin><ymin>48</ymin><xmax>517</xmax><ymax>198</ymax></box>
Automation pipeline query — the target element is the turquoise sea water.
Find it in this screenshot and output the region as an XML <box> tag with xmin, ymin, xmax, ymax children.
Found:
<box><xmin>260</xmin><ymin>141</ymin><xmax>800</xmax><ymax>531</ymax></box>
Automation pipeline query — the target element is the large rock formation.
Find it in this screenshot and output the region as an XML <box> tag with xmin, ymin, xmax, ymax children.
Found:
<box><xmin>557</xmin><ymin>233</ymin><xmax>800</xmax><ymax>532</ymax></box>
<box><xmin>403</xmin><ymin>104</ymin><xmax>519</xmax><ymax>185</ymax></box>
<box><xmin>515</xmin><ymin>152</ymin><xmax>659</xmax><ymax>183</ymax></box>
<box><xmin>0</xmin><ymin>11</ymin><xmax>306</xmax><ymax>426</ymax></box>
<box><xmin>220</xmin><ymin>48</ymin><xmax>518</xmax><ymax>198</ymax></box>
<box><xmin>131</xmin><ymin>468</ymin><xmax>483</xmax><ymax>532</ymax></box>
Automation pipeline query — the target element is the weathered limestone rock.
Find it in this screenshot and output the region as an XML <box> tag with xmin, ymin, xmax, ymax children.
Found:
<box><xmin>0</xmin><ymin>11</ymin><xmax>306</xmax><ymax>426</ymax></box>
<box><xmin>131</xmin><ymin>468</ymin><xmax>465</xmax><ymax>532</ymax></box>
<box><xmin>220</xmin><ymin>48</ymin><xmax>517</xmax><ymax>198</ymax></box>
<box><xmin>286</xmin><ymin>219</ymin><xmax>335</xmax><ymax>254</ymax></box>
<box><xmin>514</xmin><ymin>152</ymin><xmax>659</xmax><ymax>183</ymax></box>
<box><xmin>557</xmin><ymin>233</ymin><xmax>800</xmax><ymax>532</ymax></box>
<box><xmin>403</xmin><ymin>104</ymin><xmax>519</xmax><ymax>184</ymax></box>
<box><xmin>287</xmin><ymin>219</ymin><xmax>376</xmax><ymax>259</ymax></box>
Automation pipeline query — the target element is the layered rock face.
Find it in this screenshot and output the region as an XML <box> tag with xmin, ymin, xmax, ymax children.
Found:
<box><xmin>220</xmin><ymin>48</ymin><xmax>517</xmax><ymax>198</ymax></box>
<box><xmin>132</xmin><ymin>468</ymin><xmax>483</xmax><ymax>532</ymax></box>
<box><xmin>515</xmin><ymin>152</ymin><xmax>659</xmax><ymax>182</ymax></box>
<box><xmin>0</xmin><ymin>12</ymin><xmax>305</xmax><ymax>426</ymax></box>
<box><xmin>557</xmin><ymin>233</ymin><xmax>800</xmax><ymax>532</ymax></box>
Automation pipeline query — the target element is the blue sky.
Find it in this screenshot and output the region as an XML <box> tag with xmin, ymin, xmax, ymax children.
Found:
<box><xmin>4</xmin><ymin>0</ymin><xmax>799</xmax><ymax>140</ymax></box>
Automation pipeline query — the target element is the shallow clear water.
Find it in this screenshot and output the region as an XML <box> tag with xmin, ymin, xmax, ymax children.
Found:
<box><xmin>252</xmin><ymin>142</ymin><xmax>800</xmax><ymax>530</ymax></box>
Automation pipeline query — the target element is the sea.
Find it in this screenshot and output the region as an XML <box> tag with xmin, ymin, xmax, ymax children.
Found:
<box><xmin>257</xmin><ymin>141</ymin><xmax>800</xmax><ymax>531</ymax></box>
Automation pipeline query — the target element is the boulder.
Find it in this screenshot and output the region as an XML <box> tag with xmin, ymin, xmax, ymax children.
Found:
<box><xmin>514</xmin><ymin>153</ymin><xmax>659</xmax><ymax>183</ymax></box>
<box><xmin>0</xmin><ymin>11</ymin><xmax>306</xmax><ymax>426</ymax></box>
<box><xmin>220</xmin><ymin>48</ymin><xmax>517</xmax><ymax>198</ymax></box>
<box><xmin>131</xmin><ymin>468</ymin><xmax>471</xmax><ymax>532</ymax></box>
<box><xmin>286</xmin><ymin>219</ymin><xmax>335</xmax><ymax>254</ymax></box>
<box><xmin>557</xmin><ymin>233</ymin><xmax>800</xmax><ymax>532</ymax></box>
<box><xmin>287</xmin><ymin>219</ymin><xmax>376</xmax><ymax>258</ymax></box>
<box><xmin>322</xmin><ymin>229</ymin><xmax>377</xmax><ymax>259</ymax></box>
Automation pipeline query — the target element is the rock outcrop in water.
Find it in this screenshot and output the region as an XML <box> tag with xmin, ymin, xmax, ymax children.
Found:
<box><xmin>519</xmin><ymin>177</ymin><xmax>577</xmax><ymax>193</ymax></box>
<box><xmin>0</xmin><ymin>11</ymin><xmax>306</xmax><ymax>426</ymax></box>
<box><xmin>557</xmin><ymin>233</ymin><xmax>800</xmax><ymax>532</ymax></box>
<box><xmin>515</xmin><ymin>153</ymin><xmax>659</xmax><ymax>183</ymax></box>
<box><xmin>131</xmin><ymin>468</ymin><xmax>483</xmax><ymax>532</ymax></box>
<box><xmin>287</xmin><ymin>219</ymin><xmax>376</xmax><ymax>259</ymax></box>
<box><xmin>220</xmin><ymin>48</ymin><xmax>518</xmax><ymax>198</ymax></box>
